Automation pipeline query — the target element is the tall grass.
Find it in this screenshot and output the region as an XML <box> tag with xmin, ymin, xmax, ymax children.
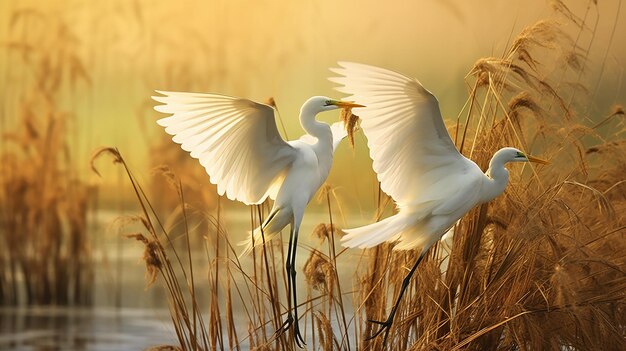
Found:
<box><xmin>97</xmin><ymin>1</ymin><xmax>625</xmax><ymax>350</ymax></box>
<box><xmin>0</xmin><ymin>10</ymin><xmax>94</xmax><ymax>306</ymax></box>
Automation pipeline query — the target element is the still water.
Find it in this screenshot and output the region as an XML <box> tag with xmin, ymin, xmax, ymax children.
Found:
<box><xmin>0</xmin><ymin>206</ymin><xmax>374</xmax><ymax>350</ymax></box>
<box><xmin>0</xmin><ymin>306</ymin><xmax>178</xmax><ymax>351</ymax></box>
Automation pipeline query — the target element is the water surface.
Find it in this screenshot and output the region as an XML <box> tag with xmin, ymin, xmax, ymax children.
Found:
<box><xmin>0</xmin><ymin>207</ymin><xmax>373</xmax><ymax>350</ymax></box>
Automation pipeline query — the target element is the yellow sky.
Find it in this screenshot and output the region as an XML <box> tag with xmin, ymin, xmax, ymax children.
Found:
<box><xmin>1</xmin><ymin>0</ymin><xmax>624</xmax><ymax>207</ymax></box>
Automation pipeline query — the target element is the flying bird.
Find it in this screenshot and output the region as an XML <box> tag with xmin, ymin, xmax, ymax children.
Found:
<box><xmin>330</xmin><ymin>62</ymin><xmax>548</xmax><ymax>343</ymax></box>
<box><xmin>153</xmin><ymin>91</ymin><xmax>363</xmax><ymax>347</ymax></box>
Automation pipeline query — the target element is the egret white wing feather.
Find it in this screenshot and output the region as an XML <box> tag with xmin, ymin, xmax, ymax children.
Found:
<box><xmin>153</xmin><ymin>91</ymin><xmax>297</xmax><ymax>205</ymax></box>
<box><xmin>330</xmin><ymin>62</ymin><xmax>466</xmax><ymax>206</ymax></box>
<box><xmin>431</xmin><ymin>166</ymin><xmax>484</xmax><ymax>216</ymax></box>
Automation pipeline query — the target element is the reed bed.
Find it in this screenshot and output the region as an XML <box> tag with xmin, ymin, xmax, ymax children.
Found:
<box><xmin>356</xmin><ymin>11</ymin><xmax>626</xmax><ymax>351</ymax></box>
<box><xmin>0</xmin><ymin>10</ymin><xmax>94</xmax><ymax>306</ymax></box>
<box><xmin>95</xmin><ymin>147</ymin><xmax>359</xmax><ymax>351</ymax></box>
<box><xmin>93</xmin><ymin>147</ymin><xmax>298</xmax><ymax>350</ymax></box>
<box><xmin>101</xmin><ymin>2</ymin><xmax>626</xmax><ymax>351</ymax></box>
<box><xmin>1</xmin><ymin>1</ymin><xmax>620</xmax><ymax>350</ymax></box>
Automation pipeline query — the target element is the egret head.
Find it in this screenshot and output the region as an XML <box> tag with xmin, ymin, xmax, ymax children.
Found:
<box><xmin>496</xmin><ymin>147</ymin><xmax>549</xmax><ymax>165</ymax></box>
<box><xmin>303</xmin><ymin>96</ymin><xmax>364</xmax><ymax>113</ymax></box>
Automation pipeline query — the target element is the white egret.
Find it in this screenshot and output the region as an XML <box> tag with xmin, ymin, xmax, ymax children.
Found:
<box><xmin>152</xmin><ymin>91</ymin><xmax>363</xmax><ymax>346</ymax></box>
<box><xmin>330</xmin><ymin>62</ymin><xmax>548</xmax><ymax>343</ymax></box>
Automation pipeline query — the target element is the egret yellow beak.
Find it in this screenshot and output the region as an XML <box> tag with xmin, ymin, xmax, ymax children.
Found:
<box><xmin>527</xmin><ymin>155</ymin><xmax>549</xmax><ymax>165</ymax></box>
<box><xmin>332</xmin><ymin>100</ymin><xmax>365</xmax><ymax>108</ymax></box>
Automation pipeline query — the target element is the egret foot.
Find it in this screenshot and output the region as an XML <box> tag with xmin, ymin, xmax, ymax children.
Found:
<box><xmin>276</xmin><ymin>313</ymin><xmax>306</xmax><ymax>348</ymax></box>
<box><xmin>293</xmin><ymin>317</ymin><xmax>305</xmax><ymax>348</ymax></box>
<box><xmin>366</xmin><ymin>312</ymin><xmax>396</xmax><ymax>346</ymax></box>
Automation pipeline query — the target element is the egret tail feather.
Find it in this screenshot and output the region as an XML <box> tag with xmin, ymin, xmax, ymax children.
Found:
<box><xmin>341</xmin><ymin>213</ymin><xmax>411</xmax><ymax>249</ymax></box>
<box><xmin>238</xmin><ymin>207</ymin><xmax>292</xmax><ymax>257</ymax></box>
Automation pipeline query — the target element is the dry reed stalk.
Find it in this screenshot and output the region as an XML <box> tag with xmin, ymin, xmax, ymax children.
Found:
<box><xmin>93</xmin><ymin>148</ymin><xmax>212</xmax><ymax>351</ymax></box>
<box><xmin>323</xmin><ymin>185</ymin><xmax>351</xmax><ymax>350</ymax></box>
<box><xmin>255</xmin><ymin>204</ymin><xmax>284</xmax><ymax>349</ymax></box>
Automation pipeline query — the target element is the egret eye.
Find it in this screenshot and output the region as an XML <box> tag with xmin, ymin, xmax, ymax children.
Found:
<box><xmin>516</xmin><ymin>151</ymin><xmax>526</xmax><ymax>158</ymax></box>
<box><xmin>324</xmin><ymin>100</ymin><xmax>333</xmax><ymax>106</ymax></box>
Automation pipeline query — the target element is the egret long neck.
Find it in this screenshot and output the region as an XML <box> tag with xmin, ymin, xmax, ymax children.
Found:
<box><xmin>482</xmin><ymin>155</ymin><xmax>510</xmax><ymax>203</ymax></box>
<box><xmin>299</xmin><ymin>104</ymin><xmax>332</xmax><ymax>147</ymax></box>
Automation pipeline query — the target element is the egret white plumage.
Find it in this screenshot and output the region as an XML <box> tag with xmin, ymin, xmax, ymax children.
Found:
<box><xmin>152</xmin><ymin>91</ymin><xmax>363</xmax><ymax>346</ymax></box>
<box><xmin>330</xmin><ymin>62</ymin><xmax>548</xmax><ymax>343</ymax></box>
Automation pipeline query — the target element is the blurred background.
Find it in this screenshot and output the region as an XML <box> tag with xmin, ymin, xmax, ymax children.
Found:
<box><xmin>0</xmin><ymin>0</ymin><xmax>624</xmax><ymax>350</ymax></box>
<box><xmin>1</xmin><ymin>0</ymin><xmax>624</xmax><ymax>205</ymax></box>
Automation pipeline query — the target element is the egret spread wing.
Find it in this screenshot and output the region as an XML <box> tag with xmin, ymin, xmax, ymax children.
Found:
<box><xmin>298</xmin><ymin>121</ymin><xmax>347</xmax><ymax>151</ymax></box>
<box><xmin>153</xmin><ymin>91</ymin><xmax>297</xmax><ymax>205</ymax></box>
<box><xmin>330</xmin><ymin>62</ymin><xmax>467</xmax><ymax>206</ymax></box>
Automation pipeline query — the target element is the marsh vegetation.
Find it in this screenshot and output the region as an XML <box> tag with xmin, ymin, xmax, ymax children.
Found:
<box><xmin>1</xmin><ymin>1</ymin><xmax>624</xmax><ymax>350</ymax></box>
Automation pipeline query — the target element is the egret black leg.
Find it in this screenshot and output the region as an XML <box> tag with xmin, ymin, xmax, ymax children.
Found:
<box><xmin>367</xmin><ymin>251</ymin><xmax>427</xmax><ymax>346</ymax></box>
<box><xmin>289</xmin><ymin>225</ymin><xmax>305</xmax><ymax>347</ymax></box>
<box><xmin>277</xmin><ymin>225</ymin><xmax>295</xmax><ymax>334</ymax></box>
<box><xmin>276</xmin><ymin>225</ymin><xmax>305</xmax><ymax>347</ymax></box>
